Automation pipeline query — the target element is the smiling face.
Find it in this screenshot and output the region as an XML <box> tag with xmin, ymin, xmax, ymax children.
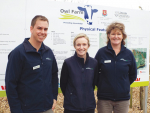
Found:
<box><xmin>74</xmin><ymin>37</ymin><xmax>89</xmax><ymax>59</ymax></box>
<box><xmin>30</xmin><ymin>19</ymin><xmax>48</xmax><ymax>44</ymax></box>
<box><xmin>108</xmin><ymin>29</ymin><xmax>123</xmax><ymax>46</ymax></box>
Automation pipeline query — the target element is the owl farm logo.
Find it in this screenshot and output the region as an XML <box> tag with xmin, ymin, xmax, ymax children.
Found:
<box><xmin>59</xmin><ymin>5</ymin><xmax>98</xmax><ymax>25</ymax></box>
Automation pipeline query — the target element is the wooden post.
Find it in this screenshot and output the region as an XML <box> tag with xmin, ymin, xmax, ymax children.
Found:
<box><xmin>130</xmin><ymin>87</ymin><xmax>133</xmax><ymax>108</ymax></box>
<box><xmin>140</xmin><ymin>87</ymin><xmax>144</xmax><ymax>110</ymax></box>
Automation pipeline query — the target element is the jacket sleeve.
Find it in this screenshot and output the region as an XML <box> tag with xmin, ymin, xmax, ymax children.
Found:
<box><xmin>52</xmin><ymin>55</ymin><xmax>58</xmax><ymax>100</ymax></box>
<box><xmin>95</xmin><ymin>50</ymin><xmax>101</xmax><ymax>87</ymax></box>
<box><xmin>93</xmin><ymin>62</ymin><xmax>98</xmax><ymax>90</ymax></box>
<box><xmin>129</xmin><ymin>53</ymin><xmax>137</xmax><ymax>84</ymax></box>
<box><xmin>60</xmin><ymin>61</ymin><xmax>69</xmax><ymax>96</ymax></box>
<box><xmin>5</xmin><ymin>50</ymin><xmax>23</xmax><ymax>113</ymax></box>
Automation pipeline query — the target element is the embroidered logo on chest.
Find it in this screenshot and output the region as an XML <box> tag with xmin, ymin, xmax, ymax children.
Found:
<box><xmin>120</xmin><ymin>58</ymin><xmax>128</xmax><ymax>61</ymax></box>
<box><xmin>46</xmin><ymin>58</ymin><xmax>51</xmax><ymax>60</ymax></box>
<box><xmin>86</xmin><ymin>67</ymin><xmax>93</xmax><ymax>70</ymax></box>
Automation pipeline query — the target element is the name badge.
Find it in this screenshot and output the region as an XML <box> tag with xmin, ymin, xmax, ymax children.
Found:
<box><xmin>104</xmin><ymin>60</ymin><xmax>111</xmax><ymax>63</ymax></box>
<box><xmin>33</xmin><ymin>65</ymin><xmax>40</xmax><ymax>70</ymax></box>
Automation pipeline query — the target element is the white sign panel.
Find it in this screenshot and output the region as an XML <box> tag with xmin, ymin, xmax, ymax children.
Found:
<box><xmin>0</xmin><ymin>0</ymin><xmax>150</xmax><ymax>94</ymax></box>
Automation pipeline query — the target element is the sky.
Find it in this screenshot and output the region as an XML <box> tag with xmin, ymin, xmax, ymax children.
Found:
<box><xmin>52</xmin><ymin>0</ymin><xmax>150</xmax><ymax>11</ymax></box>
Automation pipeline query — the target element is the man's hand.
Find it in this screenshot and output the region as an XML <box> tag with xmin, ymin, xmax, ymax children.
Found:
<box><xmin>52</xmin><ymin>99</ymin><xmax>57</xmax><ymax>110</ymax></box>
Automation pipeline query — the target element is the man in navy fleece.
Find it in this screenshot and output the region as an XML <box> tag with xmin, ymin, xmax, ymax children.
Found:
<box><xmin>5</xmin><ymin>15</ymin><xmax>58</xmax><ymax>113</ymax></box>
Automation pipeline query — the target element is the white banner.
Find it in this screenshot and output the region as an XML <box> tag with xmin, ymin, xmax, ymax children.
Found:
<box><xmin>0</xmin><ymin>0</ymin><xmax>150</xmax><ymax>93</ymax></box>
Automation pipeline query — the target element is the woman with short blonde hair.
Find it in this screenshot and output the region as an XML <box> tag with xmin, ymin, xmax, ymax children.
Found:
<box><xmin>61</xmin><ymin>33</ymin><xmax>98</xmax><ymax>113</ymax></box>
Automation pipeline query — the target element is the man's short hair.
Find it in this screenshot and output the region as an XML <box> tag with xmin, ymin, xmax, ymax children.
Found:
<box><xmin>31</xmin><ymin>15</ymin><xmax>49</xmax><ymax>27</ymax></box>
